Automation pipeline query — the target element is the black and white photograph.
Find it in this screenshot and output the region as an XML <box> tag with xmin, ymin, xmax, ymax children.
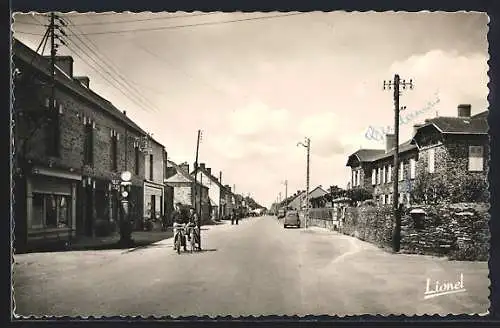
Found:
<box><xmin>11</xmin><ymin>11</ymin><xmax>490</xmax><ymax>318</ymax></box>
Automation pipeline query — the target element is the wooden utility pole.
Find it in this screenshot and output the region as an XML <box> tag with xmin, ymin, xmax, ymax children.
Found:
<box><xmin>383</xmin><ymin>74</ymin><xmax>414</xmax><ymax>252</ymax></box>
<box><xmin>193</xmin><ymin>129</ymin><xmax>202</xmax><ymax>248</ymax></box>
<box><xmin>297</xmin><ymin>138</ymin><xmax>310</xmax><ymax>228</ymax></box>
<box><xmin>219</xmin><ymin>171</ymin><xmax>222</xmax><ymax>220</ymax></box>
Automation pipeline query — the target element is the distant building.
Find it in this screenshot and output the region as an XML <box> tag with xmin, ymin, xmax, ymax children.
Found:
<box><xmin>165</xmin><ymin>161</ymin><xmax>210</xmax><ymax>223</ymax></box>
<box><xmin>190</xmin><ymin>163</ymin><xmax>229</xmax><ymax>220</ymax></box>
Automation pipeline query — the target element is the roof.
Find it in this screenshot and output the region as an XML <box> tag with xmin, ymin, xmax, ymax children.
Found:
<box><xmin>346</xmin><ymin>140</ymin><xmax>417</xmax><ymax>166</ymax></box>
<box><xmin>419</xmin><ymin>111</ymin><xmax>488</xmax><ymax>134</ymax></box>
<box><xmin>191</xmin><ymin>166</ymin><xmax>229</xmax><ymax>192</ymax></box>
<box><xmin>13</xmin><ymin>39</ymin><xmax>150</xmax><ymax>138</ymax></box>
<box><xmin>165</xmin><ymin>162</ymin><xmax>207</xmax><ymax>188</ymax></box>
<box><xmin>346</xmin><ymin>149</ymin><xmax>385</xmax><ymax>166</ymax></box>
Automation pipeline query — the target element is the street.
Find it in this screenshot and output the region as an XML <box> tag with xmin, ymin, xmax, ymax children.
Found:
<box><xmin>13</xmin><ymin>216</ymin><xmax>489</xmax><ymax>317</ymax></box>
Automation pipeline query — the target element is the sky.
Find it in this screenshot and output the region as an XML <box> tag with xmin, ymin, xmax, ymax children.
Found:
<box><xmin>12</xmin><ymin>11</ymin><xmax>489</xmax><ymax>208</ymax></box>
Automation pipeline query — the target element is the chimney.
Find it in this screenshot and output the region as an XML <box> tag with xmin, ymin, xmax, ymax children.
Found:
<box><xmin>45</xmin><ymin>55</ymin><xmax>74</xmax><ymax>77</ymax></box>
<box><xmin>225</xmin><ymin>184</ymin><xmax>231</xmax><ymax>192</ymax></box>
<box><xmin>74</xmin><ymin>76</ymin><xmax>89</xmax><ymax>88</ymax></box>
<box><xmin>207</xmin><ymin>168</ymin><xmax>211</xmax><ymax>175</ymax></box>
<box><xmin>179</xmin><ymin>163</ymin><xmax>189</xmax><ymax>174</ymax></box>
<box><xmin>123</xmin><ymin>110</ymin><xmax>127</xmax><ymax>116</ymax></box>
<box><xmin>458</xmin><ymin>104</ymin><xmax>471</xmax><ymax>118</ymax></box>
<box><xmin>200</xmin><ymin>163</ymin><xmax>206</xmax><ymax>170</ymax></box>
<box><xmin>385</xmin><ymin>134</ymin><xmax>396</xmax><ymax>153</ymax></box>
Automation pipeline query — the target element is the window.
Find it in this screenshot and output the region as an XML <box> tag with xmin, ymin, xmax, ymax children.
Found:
<box><xmin>382</xmin><ymin>166</ymin><xmax>386</xmax><ymax>184</ymax></box>
<box><xmin>410</xmin><ymin>158</ymin><xmax>416</xmax><ymax>179</ymax></box>
<box><xmin>30</xmin><ymin>193</ymin><xmax>71</xmax><ymax>229</ymax></box>
<box><xmin>372</xmin><ymin>169</ymin><xmax>376</xmax><ymax>185</ymax></box>
<box><xmin>382</xmin><ymin>195</ymin><xmax>386</xmax><ymax>205</ymax></box>
<box><xmin>388</xmin><ymin>165</ymin><xmax>392</xmax><ymax>183</ymax></box>
<box><xmin>469</xmin><ymin>146</ymin><xmax>484</xmax><ymax>172</ymax></box>
<box><xmin>387</xmin><ymin>194</ymin><xmax>392</xmax><ymax>204</ymax></box>
<box><xmin>377</xmin><ymin>167</ymin><xmax>381</xmax><ymax>184</ymax></box>
<box><xmin>149</xmin><ymin>154</ymin><xmax>154</xmax><ymax>180</ymax></box>
<box><xmin>351</xmin><ymin>171</ymin><xmax>355</xmax><ymax>187</ymax></box>
<box><xmin>399</xmin><ymin>161</ymin><xmax>404</xmax><ymax>181</ymax></box>
<box><xmin>84</xmin><ymin>121</ymin><xmax>94</xmax><ymax>165</ymax></box>
<box><xmin>134</xmin><ymin>146</ymin><xmax>140</xmax><ymax>175</ymax></box>
<box><xmin>428</xmin><ymin>148</ymin><xmax>435</xmax><ymax>173</ymax></box>
<box><xmin>111</xmin><ymin>130</ymin><xmax>118</xmax><ymax>171</ymax></box>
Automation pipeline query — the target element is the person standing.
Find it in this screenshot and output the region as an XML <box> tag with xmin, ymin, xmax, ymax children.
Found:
<box><xmin>235</xmin><ymin>207</ymin><xmax>240</xmax><ymax>225</ymax></box>
<box><xmin>230</xmin><ymin>209</ymin><xmax>235</xmax><ymax>225</ymax></box>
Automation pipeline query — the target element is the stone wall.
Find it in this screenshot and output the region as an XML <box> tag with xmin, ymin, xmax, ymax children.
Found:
<box><xmin>333</xmin><ymin>202</ymin><xmax>489</xmax><ymax>260</ymax></box>
<box><xmin>341</xmin><ymin>205</ymin><xmax>394</xmax><ymax>248</ymax></box>
<box><xmin>401</xmin><ymin>202</ymin><xmax>489</xmax><ymax>261</ymax></box>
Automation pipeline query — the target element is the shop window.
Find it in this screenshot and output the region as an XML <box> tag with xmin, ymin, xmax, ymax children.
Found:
<box><xmin>31</xmin><ymin>193</ymin><xmax>71</xmax><ymax>229</ymax></box>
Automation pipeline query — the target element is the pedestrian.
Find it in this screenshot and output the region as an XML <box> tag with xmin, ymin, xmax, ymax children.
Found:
<box><xmin>231</xmin><ymin>210</ymin><xmax>235</xmax><ymax>225</ymax></box>
<box><xmin>235</xmin><ymin>207</ymin><xmax>239</xmax><ymax>225</ymax></box>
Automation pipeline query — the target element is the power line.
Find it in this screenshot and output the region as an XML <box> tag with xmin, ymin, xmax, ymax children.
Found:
<box><xmin>15</xmin><ymin>12</ymin><xmax>217</xmax><ymax>26</ymax></box>
<box><xmin>63</xmin><ymin>39</ymin><xmax>157</xmax><ymax>115</ymax></box>
<box><xmin>61</xmin><ymin>17</ymin><xmax>161</xmax><ymax>113</ymax></box>
<box><xmin>13</xmin><ymin>12</ymin><xmax>310</xmax><ymax>36</ymax></box>
<box><xmin>57</xmin><ymin>12</ymin><xmax>310</xmax><ymax>36</ymax></box>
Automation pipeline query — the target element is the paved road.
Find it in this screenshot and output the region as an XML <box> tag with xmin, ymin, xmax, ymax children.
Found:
<box><xmin>13</xmin><ymin>216</ymin><xmax>489</xmax><ymax>317</ymax></box>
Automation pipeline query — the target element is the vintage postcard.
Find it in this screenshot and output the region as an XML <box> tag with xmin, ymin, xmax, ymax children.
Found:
<box><xmin>11</xmin><ymin>11</ymin><xmax>491</xmax><ymax>318</ymax></box>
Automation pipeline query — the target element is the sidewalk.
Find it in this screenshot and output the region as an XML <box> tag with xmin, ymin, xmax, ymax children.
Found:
<box><xmin>68</xmin><ymin>229</ymin><xmax>174</xmax><ymax>251</ymax></box>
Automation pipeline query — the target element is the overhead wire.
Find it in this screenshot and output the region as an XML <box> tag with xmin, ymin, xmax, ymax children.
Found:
<box><xmin>48</xmin><ymin>12</ymin><xmax>310</xmax><ymax>35</ymax></box>
<box><xmin>61</xmin><ymin>16</ymin><xmax>162</xmax><ymax>114</ymax></box>
<box><xmin>15</xmin><ymin>12</ymin><xmax>217</xmax><ymax>26</ymax></box>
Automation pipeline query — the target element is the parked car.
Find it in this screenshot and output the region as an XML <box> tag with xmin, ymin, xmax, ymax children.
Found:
<box><xmin>284</xmin><ymin>211</ymin><xmax>300</xmax><ymax>228</ymax></box>
<box><xmin>277</xmin><ymin>208</ymin><xmax>286</xmax><ymax>219</ymax></box>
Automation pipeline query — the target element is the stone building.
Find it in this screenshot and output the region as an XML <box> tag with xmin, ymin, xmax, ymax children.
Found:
<box><xmin>13</xmin><ymin>39</ymin><xmax>160</xmax><ymax>250</ymax></box>
<box><xmin>411</xmin><ymin>104</ymin><xmax>488</xmax><ymax>185</ymax></box>
<box><xmin>165</xmin><ymin>161</ymin><xmax>210</xmax><ymax>223</ymax></box>
<box><xmin>346</xmin><ymin>104</ymin><xmax>488</xmax><ymax>206</ymax></box>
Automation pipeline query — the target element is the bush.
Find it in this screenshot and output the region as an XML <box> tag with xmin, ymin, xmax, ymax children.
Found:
<box><xmin>346</xmin><ymin>187</ymin><xmax>372</xmax><ymax>204</ymax></box>
<box><xmin>412</xmin><ymin>171</ymin><xmax>488</xmax><ymax>204</ymax></box>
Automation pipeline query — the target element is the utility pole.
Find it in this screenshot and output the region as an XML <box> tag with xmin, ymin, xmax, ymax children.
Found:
<box><xmin>297</xmin><ymin>138</ymin><xmax>310</xmax><ymax>228</ymax></box>
<box><xmin>193</xmin><ymin>129</ymin><xmax>202</xmax><ymax>248</ymax></box>
<box><xmin>383</xmin><ymin>74</ymin><xmax>414</xmax><ymax>252</ymax></box>
<box><xmin>283</xmin><ymin>180</ymin><xmax>288</xmax><ymax>210</ymax></box>
<box><xmin>219</xmin><ymin>171</ymin><xmax>222</xmax><ymax>220</ymax></box>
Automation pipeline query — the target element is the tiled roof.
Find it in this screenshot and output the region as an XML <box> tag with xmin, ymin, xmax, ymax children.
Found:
<box><xmin>191</xmin><ymin>166</ymin><xmax>229</xmax><ymax>192</ymax></box>
<box><xmin>422</xmin><ymin>111</ymin><xmax>488</xmax><ymax>134</ymax></box>
<box><xmin>13</xmin><ymin>39</ymin><xmax>149</xmax><ymax>137</ymax></box>
<box><xmin>370</xmin><ymin>140</ymin><xmax>417</xmax><ymax>162</ymax></box>
<box><xmin>165</xmin><ymin>161</ymin><xmax>206</xmax><ymax>188</ymax></box>
<box><xmin>346</xmin><ymin>140</ymin><xmax>417</xmax><ymax>166</ymax></box>
<box><xmin>346</xmin><ymin>149</ymin><xmax>385</xmax><ymax>166</ymax></box>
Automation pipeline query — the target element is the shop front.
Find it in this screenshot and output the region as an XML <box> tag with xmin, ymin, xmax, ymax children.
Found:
<box><xmin>25</xmin><ymin>166</ymin><xmax>79</xmax><ymax>247</ymax></box>
<box><xmin>143</xmin><ymin>181</ymin><xmax>164</xmax><ymax>231</ymax></box>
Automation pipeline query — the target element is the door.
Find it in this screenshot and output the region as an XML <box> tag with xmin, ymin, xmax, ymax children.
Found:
<box><xmin>85</xmin><ymin>187</ymin><xmax>94</xmax><ymax>236</ymax></box>
<box><xmin>150</xmin><ymin>195</ymin><xmax>156</xmax><ymax>220</ymax></box>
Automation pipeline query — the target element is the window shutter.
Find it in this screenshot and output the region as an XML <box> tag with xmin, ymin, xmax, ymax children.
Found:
<box><xmin>372</xmin><ymin>169</ymin><xmax>376</xmax><ymax>185</ymax></box>
<box><xmin>468</xmin><ymin>146</ymin><xmax>484</xmax><ymax>171</ymax></box>
<box><xmin>428</xmin><ymin>148</ymin><xmax>435</xmax><ymax>173</ymax></box>
<box><xmin>388</xmin><ymin>165</ymin><xmax>392</xmax><ymax>183</ymax></box>
<box><xmin>410</xmin><ymin>158</ymin><xmax>416</xmax><ymax>179</ymax></box>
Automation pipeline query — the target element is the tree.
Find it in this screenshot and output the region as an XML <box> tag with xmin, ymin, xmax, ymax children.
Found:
<box><xmin>346</xmin><ymin>187</ymin><xmax>372</xmax><ymax>204</ymax></box>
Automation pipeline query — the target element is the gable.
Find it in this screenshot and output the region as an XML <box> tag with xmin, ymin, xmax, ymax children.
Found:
<box><xmin>165</xmin><ymin>172</ymin><xmax>192</xmax><ymax>184</ymax></box>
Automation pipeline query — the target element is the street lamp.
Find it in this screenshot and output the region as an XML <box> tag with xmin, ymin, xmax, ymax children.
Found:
<box><xmin>297</xmin><ymin>137</ymin><xmax>310</xmax><ymax>229</ymax></box>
